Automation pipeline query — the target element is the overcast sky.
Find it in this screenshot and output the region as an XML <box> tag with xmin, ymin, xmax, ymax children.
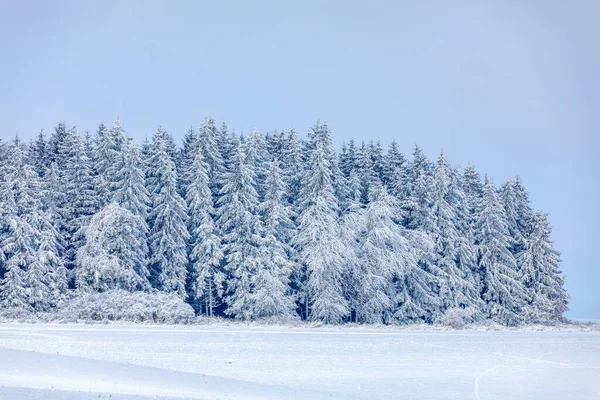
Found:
<box><xmin>1</xmin><ymin>0</ymin><xmax>597</xmax><ymax>318</ymax></box>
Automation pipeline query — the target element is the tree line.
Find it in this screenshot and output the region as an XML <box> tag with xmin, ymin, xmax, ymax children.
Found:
<box><xmin>0</xmin><ymin>117</ymin><xmax>568</xmax><ymax>325</ymax></box>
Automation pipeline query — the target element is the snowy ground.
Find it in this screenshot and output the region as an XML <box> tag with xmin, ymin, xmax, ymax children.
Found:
<box><xmin>0</xmin><ymin>324</ymin><xmax>598</xmax><ymax>399</ymax></box>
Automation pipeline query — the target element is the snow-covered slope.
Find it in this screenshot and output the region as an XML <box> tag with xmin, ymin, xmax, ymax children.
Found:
<box><xmin>0</xmin><ymin>324</ymin><xmax>598</xmax><ymax>399</ymax></box>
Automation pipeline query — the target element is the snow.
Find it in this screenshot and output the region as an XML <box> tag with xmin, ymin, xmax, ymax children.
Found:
<box><xmin>0</xmin><ymin>324</ymin><xmax>598</xmax><ymax>399</ymax></box>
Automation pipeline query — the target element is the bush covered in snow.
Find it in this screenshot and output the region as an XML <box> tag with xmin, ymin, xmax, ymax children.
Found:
<box><xmin>0</xmin><ymin>307</ymin><xmax>36</xmax><ymax>322</ymax></box>
<box><xmin>441</xmin><ymin>308</ymin><xmax>474</xmax><ymax>329</ymax></box>
<box><xmin>51</xmin><ymin>290</ymin><xmax>195</xmax><ymax>323</ymax></box>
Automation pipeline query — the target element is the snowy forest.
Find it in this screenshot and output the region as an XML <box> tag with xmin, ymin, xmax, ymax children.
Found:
<box><xmin>0</xmin><ymin>117</ymin><xmax>568</xmax><ymax>326</ymax></box>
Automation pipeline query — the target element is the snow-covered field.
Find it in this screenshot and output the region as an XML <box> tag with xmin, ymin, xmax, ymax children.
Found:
<box><xmin>0</xmin><ymin>324</ymin><xmax>598</xmax><ymax>399</ymax></box>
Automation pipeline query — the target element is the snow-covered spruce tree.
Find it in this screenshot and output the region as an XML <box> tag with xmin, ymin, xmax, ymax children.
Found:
<box><xmin>501</xmin><ymin>177</ymin><xmax>534</xmax><ymax>259</ymax></box>
<box><xmin>11</xmin><ymin>139</ymin><xmax>62</xmax><ymax>312</ymax></box>
<box><xmin>113</xmin><ymin>139</ymin><xmax>151</xmax><ymax>220</ymax></box>
<box><xmin>339</xmin><ymin>138</ymin><xmax>358</xmax><ymax>178</ymax></box>
<box><xmin>279</xmin><ymin>129</ymin><xmax>307</xmax><ymax>314</ymax></box>
<box><xmin>358</xmin><ymin>161</ymin><xmax>440</xmax><ymax>325</ymax></box>
<box><xmin>145</xmin><ymin>127</ymin><xmax>175</xmax><ymax>196</ymax></box>
<box><xmin>357</xmin><ymin>141</ymin><xmax>377</xmax><ymax>204</ymax></box>
<box><xmin>352</xmin><ymin>183</ymin><xmax>404</xmax><ymax>323</ymax></box>
<box><xmin>393</xmin><ymin>146</ymin><xmax>443</xmax><ymax>322</ymax></box>
<box><xmin>451</xmin><ymin>165</ymin><xmax>483</xmax><ymax>306</ymax></box>
<box><xmin>140</xmin><ymin>136</ymin><xmax>153</xmax><ymax>193</ymax></box>
<box><xmin>83</xmin><ymin>130</ymin><xmax>95</xmax><ymax>162</ymax></box>
<box><xmin>382</xmin><ymin>140</ymin><xmax>406</xmax><ymax>188</ymax></box>
<box><xmin>40</xmin><ymin>162</ymin><xmax>64</xmax><ymax>227</ymax></box>
<box><xmin>392</xmin><ymin>227</ymin><xmax>444</xmax><ymax>324</ymax></box>
<box><xmin>108</xmin><ymin>138</ymin><xmax>152</xmax><ymax>288</ymax></box>
<box><xmin>462</xmin><ymin>164</ymin><xmax>483</xmax><ymax>235</ymax></box>
<box><xmin>29</xmin><ymin>214</ymin><xmax>68</xmax><ymax>309</ymax></box>
<box><xmin>512</xmin><ymin>177</ymin><xmax>535</xmax><ymax>235</ymax></box>
<box><xmin>519</xmin><ymin>211</ymin><xmax>568</xmax><ymax>323</ymax></box>
<box><xmin>338</xmin><ymin>168</ymin><xmax>364</xmax><ymax>323</ymax></box>
<box><xmin>242</xmin><ymin>129</ymin><xmax>269</xmax><ymax>199</ymax></box>
<box><xmin>92</xmin><ymin>121</ymin><xmax>113</xmax><ymax>203</ymax></box>
<box><xmin>3</xmin><ymin>137</ymin><xmax>40</xmax><ymax>221</ymax></box>
<box><xmin>294</xmin><ymin>139</ymin><xmax>348</xmax><ymax>323</ymax></box>
<box><xmin>431</xmin><ymin>153</ymin><xmax>481</xmax><ymax>321</ymax></box>
<box><xmin>95</xmin><ymin>118</ymin><xmax>127</xmax><ymax>204</ymax></box>
<box><xmin>0</xmin><ymin>137</ymin><xmax>40</xmax><ymax>311</ymax></box>
<box><xmin>400</xmin><ymin>146</ymin><xmax>434</xmax><ymax>231</ymax></box>
<box><xmin>217</xmin><ymin>137</ymin><xmax>263</xmax><ymax>320</ymax></box>
<box><xmin>0</xmin><ymin>220</ymin><xmax>31</xmax><ymax>311</ymax></box>
<box><xmin>147</xmin><ymin>130</ymin><xmax>190</xmax><ymax>297</ymax></box>
<box><xmin>306</xmin><ymin>122</ymin><xmax>349</xmax><ymax>210</ymax></box>
<box><xmin>218</xmin><ymin>122</ymin><xmax>233</xmax><ymax>173</ymax></box>
<box><xmin>475</xmin><ymin>177</ymin><xmax>529</xmax><ymax>325</ymax></box>
<box><xmin>60</xmin><ymin>127</ymin><xmax>99</xmax><ymax>271</ymax></box>
<box><xmin>198</xmin><ymin>116</ymin><xmax>225</xmax><ymax>198</ymax></box>
<box><xmin>280</xmin><ymin>128</ymin><xmax>304</xmax><ymax>208</ymax></box>
<box><xmin>34</xmin><ymin>162</ymin><xmax>69</xmax><ymax>309</ymax></box>
<box><xmin>89</xmin><ymin>123</ymin><xmax>108</xmax><ymax>203</ymax></box>
<box><xmin>76</xmin><ymin>203</ymin><xmax>150</xmax><ymax>292</ymax></box>
<box><xmin>30</xmin><ymin>130</ymin><xmax>48</xmax><ymax>178</ymax></box>
<box><xmin>47</xmin><ymin>122</ymin><xmax>70</xmax><ymax>169</ymax></box>
<box><xmin>252</xmin><ymin>160</ymin><xmax>296</xmax><ymax>319</ymax></box>
<box><xmin>369</xmin><ymin>140</ymin><xmax>385</xmax><ymax>183</ymax></box>
<box><xmin>265</xmin><ymin>130</ymin><xmax>285</xmax><ymax>161</ymax></box>
<box><xmin>178</xmin><ymin>126</ymin><xmax>199</xmax><ymax>196</ymax></box>
<box><xmin>187</xmin><ymin>149</ymin><xmax>224</xmax><ymax>316</ymax></box>
<box><xmin>163</xmin><ymin>130</ymin><xmax>179</xmax><ymax>161</ymax></box>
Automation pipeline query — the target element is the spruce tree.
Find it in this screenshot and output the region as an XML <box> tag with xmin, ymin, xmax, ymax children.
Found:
<box><xmin>462</xmin><ymin>164</ymin><xmax>483</xmax><ymax>231</ymax></box>
<box><xmin>148</xmin><ymin>130</ymin><xmax>190</xmax><ymax>297</ymax></box>
<box><xmin>113</xmin><ymin>139</ymin><xmax>151</xmax><ymax>220</ymax></box>
<box><xmin>47</xmin><ymin>122</ymin><xmax>69</xmax><ymax>169</ymax></box>
<box><xmin>519</xmin><ymin>211</ymin><xmax>568</xmax><ymax>323</ymax></box>
<box><xmin>354</xmin><ymin>184</ymin><xmax>405</xmax><ymax>323</ymax></box>
<box><xmin>30</xmin><ymin>214</ymin><xmax>68</xmax><ymax>308</ymax></box>
<box><xmin>307</xmin><ymin>122</ymin><xmax>348</xmax><ymax>209</ymax></box>
<box><xmin>243</xmin><ymin>129</ymin><xmax>269</xmax><ymax>199</ymax></box>
<box><xmin>280</xmin><ymin>128</ymin><xmax>304</xmax><ymax>208</ymax></box>
<box><xmin>431</xmin><ymin>153</ymin><xmax>481</xmax><ymax>320</ymax></box>
<box><xmin>187</xmin><ymin>149</ymin><xmax>224</xmax><ymax>316</ymax></box>
<box><xmin>501</xmin><ymin>177</ymin><xmax>534</xmax><ymax>260</ymax></box>
<box><xmin>401</xmin><ymin>146</ymin><xmax>434</xmax><ymax>231</ymax></box>
<box><xmin>0</xmin><ymin>138</ymin><xmax>40</xmax><ymax>310</ymax></box>
<box><xmin>265</xmin><ymin>130</ymin><xmax>285</xmax><ymax>161</ymax></box>
<box><xmin>339</xmin><ymin>138</ymin><xmax>358</xmax><ymax>178</ymax></box>
<box><xmin>198</xmin><ymin>116</ymin><xmax>225</xmax><ymax>198</ymax></box>
<box><xmin>178</xmin><ymin>126</ymin><xmax>199</xmax><ymax>194</ymax></box>
<box><xmin>76</xmin><ymin>203</ymin><xmax>151</xmax><ymax>292</ymax></box>
<box><xmin>217</xmin><ymin>137</ymin><xmax>262</xmax><ymax>320</ymax></box>
<box><xmin>30</xmin><ymin>130</ymin><xmax>48</xmax><ymax>177</ymax></box>
<box><xmin>252</xmin><ymin>160</ymin><xmax>296</xmax><ymax>319</ymax></box>
<box><xmin>357</xmin><ymin>141</ymin><xmax>378</xmax><ymax>204</ymax></box>
<box><xmin>294</xmin><ymin>140</ymin><xmax>348</xmax><ymax>323</ymax></box>
<box><xmin>382</xmin><ymin>140</ymin><xmax>406</xmax><ymax>188</ymax></box>
<box><xmin>475</xmin><ymin>177</ymin><xmax>529</xmax><ymax>325</ymax></box>
<box><xmin>218</xmin><ymin>122</ymin><xmax>233</xmax><ymax>173</ymax></box>
<box><xmin>95</xmin><ymin>118</ymin><xmax>127</xmax><ymax>203</ymax></box>
<box><xmin>369</xmin><ymin>139</ymin><xmax>385</xmax><ymax>182</ymax></box>
<box><xmin>60</xmin><ymin>128</ymin><xmax>99</xmax><ymax>270</ymax></box>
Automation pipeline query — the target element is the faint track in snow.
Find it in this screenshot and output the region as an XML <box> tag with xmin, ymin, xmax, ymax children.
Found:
<box><xmin>474</xmin><ymin>364</ymin><xmax>506</xmax><ymax>400</ymax></box>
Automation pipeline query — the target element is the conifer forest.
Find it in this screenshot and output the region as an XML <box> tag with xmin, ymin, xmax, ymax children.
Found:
<box><xmin>0</xmin><ymin>117</ymin><xmax>568</xmax><ymax>326</ymax></box>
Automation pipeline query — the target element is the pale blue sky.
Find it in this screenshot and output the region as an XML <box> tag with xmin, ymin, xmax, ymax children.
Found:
<box><xmin>0</xmin><ymin>1</ymin><xmax>598</xmax><ymax>318</ymax></box>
